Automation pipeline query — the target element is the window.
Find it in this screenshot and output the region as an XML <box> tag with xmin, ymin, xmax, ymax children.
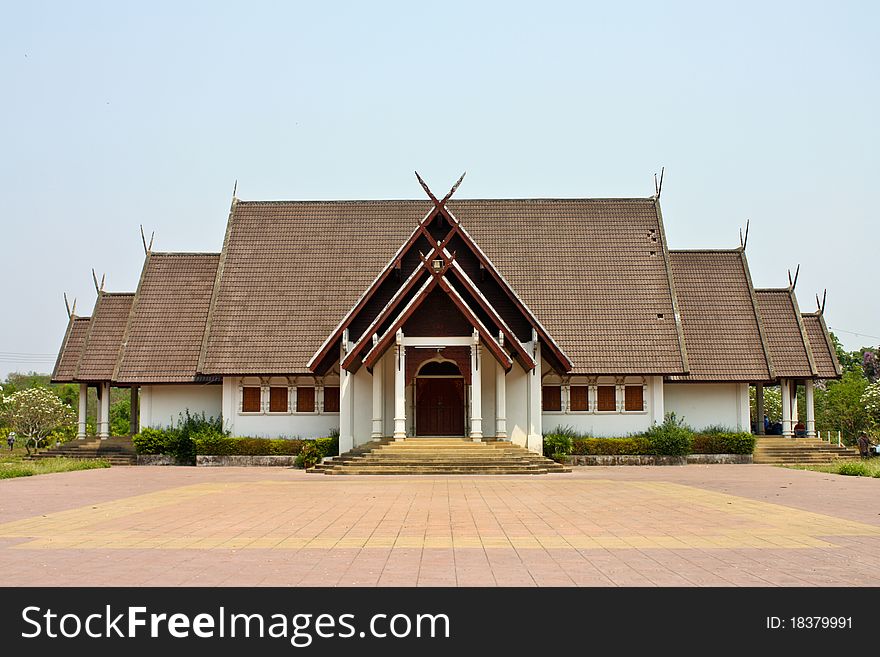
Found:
<box><xmin>542</xmin><ymin>385</ymin><xmax>561</xmax><ymax>412</ymax></box>
<box><xmin>242</xmin><ymin>386</ymin><xmax>262</xmax><ymax>413</ymax></box>
<box><xmin>597</xmin><ymin>386</ymin><xmax>617</xmax><ymax>412</ymax></box>
<box><xmin>569</xmin><ymin>386</ymin><xmax>589</xmax><ymax>412</ymax></box>
<box><xmin>269</xmin><ymin>386</ymin><xmax>288</xmax><ymax>413</ymax></box>
<box><xmin>296</xmin><ymin>386</ymin><xmax>316</xmax><ymax>413</ymax></box>
<box><xmin>323</xmin><ymin>386</ymin><xmax>340</xmax><ymax>413</ymax></box>
<box><xmin>624</xmin><ymin>385</ymin><xmax>644</xmax><ymax>412</ymax></box>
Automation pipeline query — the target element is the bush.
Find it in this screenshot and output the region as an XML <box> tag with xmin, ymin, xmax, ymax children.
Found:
<box><xmin>836</xmin><ymin>461</ymin><xmax>870</xmax><ymax>477</ymax></box>
<box><xmin>691</xmin><ymin>432</ymin><xmax>756</xmax><ymax>454</ymax></box>
<box><xmin>194</xmin><ymin>436</ymin><xmax>306</xmax><ymax>456</ymax></box>
<box><xmin>315</xmin><ymin>430</ymin><xmax>339</xmax><ymax>459</ymax></box>
<box><xmin>543</xmin><ymin>425</ymin><xmax>576</xmax><ymax>461</ymax></box>
<box><xmin>643</xmin><ymin>413</ymin><xmax>692</xmax><ymax>456</ymax></box>
<box><xmin>132</xmin><ymin>410</ymin><xmax>224</xmax><ymax>463</ymax></box>
<box><xmin>571</xmin><ymin>437</ymin><xmax>652</xmax><ymax>455</ymax></box>
<box><xmin>295</xmin><ymin>442</ymin><xmax>319</xmax><ymax>469</ymax></box>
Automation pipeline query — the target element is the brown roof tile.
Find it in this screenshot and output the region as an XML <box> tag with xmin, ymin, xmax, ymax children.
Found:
<box><xmin>115</xmin><ymin>253</ymin><xmax>220</xmax><ymax>383</ymax></box>
<box><xmin>755</xmin><ymin>289</ymin><xmax>815</xmax><ymax>378</ymax></box>
<box><xmin>51</xmin><ymin>317</ymin><xmax>91</xmax><ymax>382</ymax></box>
<box><xmin>667</xmin><ymin>250</ymin><xmax>771</xmax><ymax>381</ymax></box>
<box><xmin>802</xmin><ymin>314</ymin><xmax>842</xmax><ymax>379</ymax></box>
<box><xmin>199</xmin><ymin>198</ymin><xmax>688</xmax><ymax>375</ymax></box>
<box><xmin>75</xmin><ymin>293</ymin><xmax>134</xmax><ymax>381</ymax></box>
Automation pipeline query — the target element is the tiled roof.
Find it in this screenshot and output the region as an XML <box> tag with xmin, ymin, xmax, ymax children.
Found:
<box><xmin>666</xmin><ymin>250</ymin><xmax>772</xmax><ymax>381</ymax></box>
<box><xmin>75</xmin><ymin>293</ymin><xmax>134</xmax><ymax>381</ymax></box>
<box><xmin>50</xmin><ymin>317</ymin><xmax>91</xmax><ymax>382</ymax></box>
<box><xmin>115</xmin><ymin>253</ymin><xmax>220</xmax><ymax>383</ymax></box>
<box><xmin>755</xmin><ymin>289</ymin><xmax>815</xmax><ymax>378</ymax></box>
<box><xmin>200</xmin><ymin>198</ymin><xmax>688</xmax><ymax>375</ymax></box>
<box><xmin>802</xmin><ymin>314</ymin><xmax>842</xmax><ymax>379</ymax></box>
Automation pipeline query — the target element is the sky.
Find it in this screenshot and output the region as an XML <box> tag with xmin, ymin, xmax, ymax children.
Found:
<box><xmin>1</xmin><ymin>0</ymin><xmax>877</xmax><ymax>378</ymax></box>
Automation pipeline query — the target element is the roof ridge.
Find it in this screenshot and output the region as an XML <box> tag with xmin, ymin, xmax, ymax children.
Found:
<box><xmin>148</xmin><ymin>251</ymin><xmax>221</xmax><ymax>257</ymax></box>
<box><xmin>669</xmin><ymin>248</ymin><xmax>742</xmax><ymax>254</ymax></box>
<box><xmin>235</xmin><ymin>197</ymin><xmax>657</xmax><ymax>205</ymax></box>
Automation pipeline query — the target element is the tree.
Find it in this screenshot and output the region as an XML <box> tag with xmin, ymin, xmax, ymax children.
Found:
<box><xmin>750</xmin><ymin>385</ymin><xmax>782</xmax><ymax>423</ymax></box>
<box><xmin>0</xmin><ymin>387</ymin><xmax>76</xmax><ymax>455</ymax></box>
<box><xmin>814</xmin><ymin>371</ymin><xmax>871</xmax><ymax>444</ymax></box>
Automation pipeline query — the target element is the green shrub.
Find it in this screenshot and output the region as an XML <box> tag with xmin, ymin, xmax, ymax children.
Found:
<box><xmin>194</xmin><ymin>436</ymin><xmax>305</xmax><ymax>456</ymax></box>
<box><xmin>643</xmin><ymin>413</ymin><xmax>693</xmax><ymax>456</ymax></box>
<box><xmin>699</xmin><ymin>424</ymin><xmax>737</xmax><ymax>435</ymax></box>
<box><xmin>295</xmin><ymin>442</ymin><xmax>319</xmax><ymax>469</ymax></box>
<box><xmin>691</xmin><ymin>432</ymin><xmax>756</xmax><ymax>454</ymax></box>
<box><xmin>132</xmin><ymin>410</ymin><xmax>224</xmax><ymax>463</ymax></box>
<box><xmin>315</xmin><ymin>431</ymin><xmax>339</xmax><ymax>458</ymax></box>
<box><xmin>543</xmin><ymin>425</ymin><xmax>576</xmax><ymax>461</ymax></box>
<box><xmin>836</xmin><ymin>461</ymin><xmax>870</xmax><ymax>477</ymax></box>
<box><xmin>571</xmin><ymin>437</ymin><xmax>652</xmax><ymax>455</ymax></box>
<box><xmin>132</xmin><ymin>427</ymin><xmax>168</xmax><ymax>454</ymax></box>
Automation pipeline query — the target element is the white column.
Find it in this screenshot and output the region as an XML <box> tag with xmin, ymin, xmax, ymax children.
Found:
<box><xmin>781</xmin><ymin>379</ymin><xmax>792</xmax><ymax>437</ymax></box>
<box><xmin>221</xmin><ymin>377</ymin><xmax>236</xmax><ymax>436</ymax></box>
<box><xmin>652</xmin><ymin>376</ymin><xmax>664</xmax><ymax>424</ymax></box>
<box><xmin>339</xmin><ymin>330</ymin><xmax>355</xmax><ymax>453</ymax></box>
<box><xmin>526</xmin><ymin>334</ymin><xmax>542</xmax><ymax>454</ymax></box>
<box><xmin>470</xmin><ymin>330</ymin><xmax>483</xmax><ymax>441</ymax></box>
<box><xmin>791</xmin><ymin>381</ymin><xmax>799</xmax><ymax>424</ymax></box>
<box><xmin>755</xmin><ymin>385</ymin><xmax>765</xmax><ymax>435</ymax></box>
<box><xmin>393</xmin><ymin>329</ymin><xmax>407</xmax><ymax>440</ymax></box>
<box><xmin>371</xmin><ymin>344</ymin><xmax>384</xmax><ymax>440</ymax></box>
<box><xmin>805</xmin><ymin>379</ymin><xmax>816</xmax><ymax>437</ymax></box>
<box><xmin>495</xmin><ymin>358</ymin><xmax>507</xmax><ymax>439</ymax></box>
<box><xmin>99</xmin><ymin>382</ymin><xmax>110</xmax><ymax>439</ymax></box>
<box><xmin>77</xmin><ymin>383</ymin><xmax>88</xmax><ymax>439</ymax></box>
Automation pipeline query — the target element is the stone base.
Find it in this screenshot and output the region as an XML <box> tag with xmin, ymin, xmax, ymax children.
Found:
<box><xmin>196</xmin><ymin>455</ymin><xmax>298</xmax><ymax>467</ymax></box>
<box><xmin>568</xmin><ymin>454</ymin><xmax>753</xmax><ymax>466</ymax></box>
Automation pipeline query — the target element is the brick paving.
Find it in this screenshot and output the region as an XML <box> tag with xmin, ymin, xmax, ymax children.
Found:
<box><xmin>0</xmin><ymin>464</ymin><xmax>878</xmax><ymax>586</ymax></box>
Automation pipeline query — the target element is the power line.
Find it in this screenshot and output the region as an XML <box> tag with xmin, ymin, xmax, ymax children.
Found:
<box><xmin>827</xmin><ymin>327</ymin><xmax>880</xmax><ymax>342</ymax></box>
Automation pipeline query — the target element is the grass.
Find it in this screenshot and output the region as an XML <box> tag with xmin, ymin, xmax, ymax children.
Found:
<box><xmin>0</xmin><ymin>446</ymin><xmax>110</xmax><ymax>479</ymax></box>
<box><xmin>783</xmin><ymin>459</ymin><xmax>880</xmax><ymax>478</ymax></box>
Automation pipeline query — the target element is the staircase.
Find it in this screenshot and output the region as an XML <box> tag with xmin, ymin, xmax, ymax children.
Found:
<box><xmin>753</xmin><ymin>437</ymin><xmax>860</xmax><ymax>465</ymax></box>
<box><xmin>30</xmin><ymin>436</ymin><xmax>137</xmax><ymax>466</ymax></box>
<box><xmin>310</xmin><ymin>437</ymin><xmax>570</xmax><ymax>475</ymax></box>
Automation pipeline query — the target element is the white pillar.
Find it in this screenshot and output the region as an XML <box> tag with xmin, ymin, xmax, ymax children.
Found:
<box><xmin>393</xmin><ymin>329</ymin><xmax>407</xmax><ymax>440</ymax></box>
<box><xmin>756</xmin><ymin>384</ymin><xmax>765</xmax><ymax>435</ymax></box>
<box><xmin>371</xmin><ymin>344</ymin><xmax>384</xmax><ymax>440</ymax></box>
<box><xmin>99</xmin><ymin>382</ymin><xmax>110</xmax><ymax>439</ymax></box>
<box><xmin>495</xmin><ymin>358</ymin><xmax>507</xmax><ymax>439</ymax></box>
<box><xmin>781</xmin><ymin>379</ymin><xmax>792</xmax><ymax>437</ymax></box>
<box><xmin>791</xmin><ymin>381</ymin><xmax>799</xmax><ymax>424</ymax></box>
<box><xmin>470</xmin><ymin>330</ymin><xmax>483</xmax><ymax>441</ymax></box>
<box><xmin>652</xmin><ymin>376</ymin><xmax>664</xmax><ymax>424</ymax></box>
<box><xmin>339</xmin><ymin>330</ymin><xmax>355</xmax><ymax>453</ymax></box>
<box><xmin>77</xmin><ymin>383</ymin><xmax>88</xmax><ymax>439</ymax></box>
<box><xmin>805</xmin><ymin>379</ymin><xmax>816</xmax><ymax>437</ymax></box>
<box><xmin>221</xmin><ymin>377</ymin><xmax>236</xmax><ymax>436</ymax></box>
<box><xmin>526</xmin><ymin>334</ymin><xmax>542</xmax><ymax>454</ymax></box>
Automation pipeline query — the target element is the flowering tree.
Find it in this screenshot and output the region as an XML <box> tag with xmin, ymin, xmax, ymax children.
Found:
<box><xmin>0</xmin><ymin>387</ymin><xmax>76</xmax><ymax>455</ymax></box>
<box><xmin>860</xmin><ymin>381</ymin><xmax>880</xmax><ymax>429</ymax></box>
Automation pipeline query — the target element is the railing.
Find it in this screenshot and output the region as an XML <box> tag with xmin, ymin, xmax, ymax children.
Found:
<box><xmin>816</xmin><ymin>430</ymin><xmax>843</xmax><ymax>447</ymax></box>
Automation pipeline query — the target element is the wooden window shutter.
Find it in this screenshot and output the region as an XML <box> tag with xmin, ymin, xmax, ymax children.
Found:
<box><xmin>625</xmin><ymin>385</ymin><xmax>644</xmax><ymax>412</ymax></box>
<box><xmin>269</xmin><ymin>386</ymin><xmax>288</xmax><ymax>413</ymax></box>
<box><xmin>542</xmin><ymin>385</ymin><xmax>561</xmax><ymax>412</ymax></box>
<box><xmin>297</xmin><ymin>387</ymin><xmax>316</xmax><ymax>413</ymax></box>
<box><xmin>569</xmin><ymin>386</ymin><xmax>589</xmax><ymax>411</ymax></box>
<box><xmin>242</xmin><ymin>386</ymin><xmax>262</xmax><ymax>413</ymax></box>
<box><xmin>323</xmin><ymin>386</ymin><xmax>340</xmax><ymax>413</ymax></box>
<box><xmin>597</xmin><ymin>385</ymin><xmax>617</xmax><ymax>411</ymax></box>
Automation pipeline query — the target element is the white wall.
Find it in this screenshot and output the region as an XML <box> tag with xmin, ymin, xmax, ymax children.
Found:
<box><xmin>139</xmin><ymin>384</ymin><xmax>223</xmax><ymax>430</ymax></box>
<box><xmin>664</xmin><ymin>382</ymin><xmax>750</xmax><ymax>432</ymax></box>
<box><xmin>221</xmin><ymin>376</ymin><xmax>340</xmax><ymax>439</ymax></box>
<box><xmin>542</xmin><ymin>376</ymin><xmax>664</xmax><ymax>438</ymax></box>
<box><xmin>352</xmin><ymin>367</ymin><xmax>373</xmax><ymax>446</ymax></box>
<box><xmin>505</xmin><ymin>362</ymin><xmax>529</xmax><ymax>448</ymax></box>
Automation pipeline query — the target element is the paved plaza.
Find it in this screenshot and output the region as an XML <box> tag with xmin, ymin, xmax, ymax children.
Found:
<box><xmin>0</xmin><ymin>464</ymin><xmax>878</xmax><ymax>586</ymax></box>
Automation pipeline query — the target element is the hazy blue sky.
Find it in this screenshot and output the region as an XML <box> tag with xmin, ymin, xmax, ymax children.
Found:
<box><xmin>1</xmin><ymin>1</ymin><xmax>877</xmax><ymax>377</ymax></box>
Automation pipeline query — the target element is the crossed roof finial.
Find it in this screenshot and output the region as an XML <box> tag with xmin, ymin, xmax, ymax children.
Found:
<box><xmin>415</xmin><ymin>171</ymin><xmax>466</xmax><ymax>215</ymax></box>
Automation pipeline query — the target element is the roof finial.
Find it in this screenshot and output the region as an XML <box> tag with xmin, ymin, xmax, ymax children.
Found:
<box><xmin>63</xmin><ymin>292</ymin><xmax>77</xmax><ymax>319</ymax></box>
<box><xmin>441</xmin><ymin>172</ymin><xmax>466</xmax><ymax>205</ymax></box>
<box><xmin>739</xmin><ymin>219</ymin><xmax>750</xmax><ymax>251</ymax></box>
<box><xmin>787</xmin><ymin>264</ymin><xmax>800</xmax><ymax>290</ymax></box>
<box><xmin>91</xmin><ymin>269</ymin><xmax>105</xmax><ymax>294</ymax></box>
<box><xmin>415</xmin><ymin>171</ymin><xmax>440</xmax><ymax>206</ymax></box>
<box><xmin>140</xmin><ymin>224</ymin><xmax>155</xmax><ymax>254</ymax></box>
<box><xmin>232</xmin><ymin>179</ymin><xmax>238</xmax><ymax>200</ymax></box>
<box><xmin>817</xmin><ymin>288</ymin><xmax>827</xmax><ymax>314</ymax></box>
<box><xmin>654</xmin><ymin>166</ymin><xmax>665</xmax><ymax>198</ymax></box>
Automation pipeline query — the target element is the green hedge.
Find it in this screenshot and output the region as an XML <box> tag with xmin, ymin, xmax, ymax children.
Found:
<box><xmin>193</xmin><ymin>435</ymin><xmax>305</xmax><ymax>456</ymax></box>
<box><xmin>571</xmin><ymin>437</ymin><xmax>652</xmax><ymax>455</ymax></box>
<box><xmin>690</xmin><ymin>432</ymin><xmax>756</xmax><ymax>455</ymax></box>
<box><xmin>546</xmin><ymin>416</ymin><xmax>755</xmax><ymax>459</ymax></box>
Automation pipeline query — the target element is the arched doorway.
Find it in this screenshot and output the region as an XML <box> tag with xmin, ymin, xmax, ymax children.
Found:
<box><xmin>415</xmin><ymin>360</ymin><xmax>465</xmax><ymax>436</ymax></box>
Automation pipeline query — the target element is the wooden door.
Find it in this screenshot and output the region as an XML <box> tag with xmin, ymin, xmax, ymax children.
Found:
<box><xmin>416</xmin><ymin>378</ymin><xmax>465</xmax><ymax>436</ymax></box>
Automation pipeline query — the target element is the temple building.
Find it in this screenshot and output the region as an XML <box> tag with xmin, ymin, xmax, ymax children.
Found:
<box><xmin>51</xmin><ymin>175</ymin><xmax>841</xmax><ymax>455</ymax></box>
